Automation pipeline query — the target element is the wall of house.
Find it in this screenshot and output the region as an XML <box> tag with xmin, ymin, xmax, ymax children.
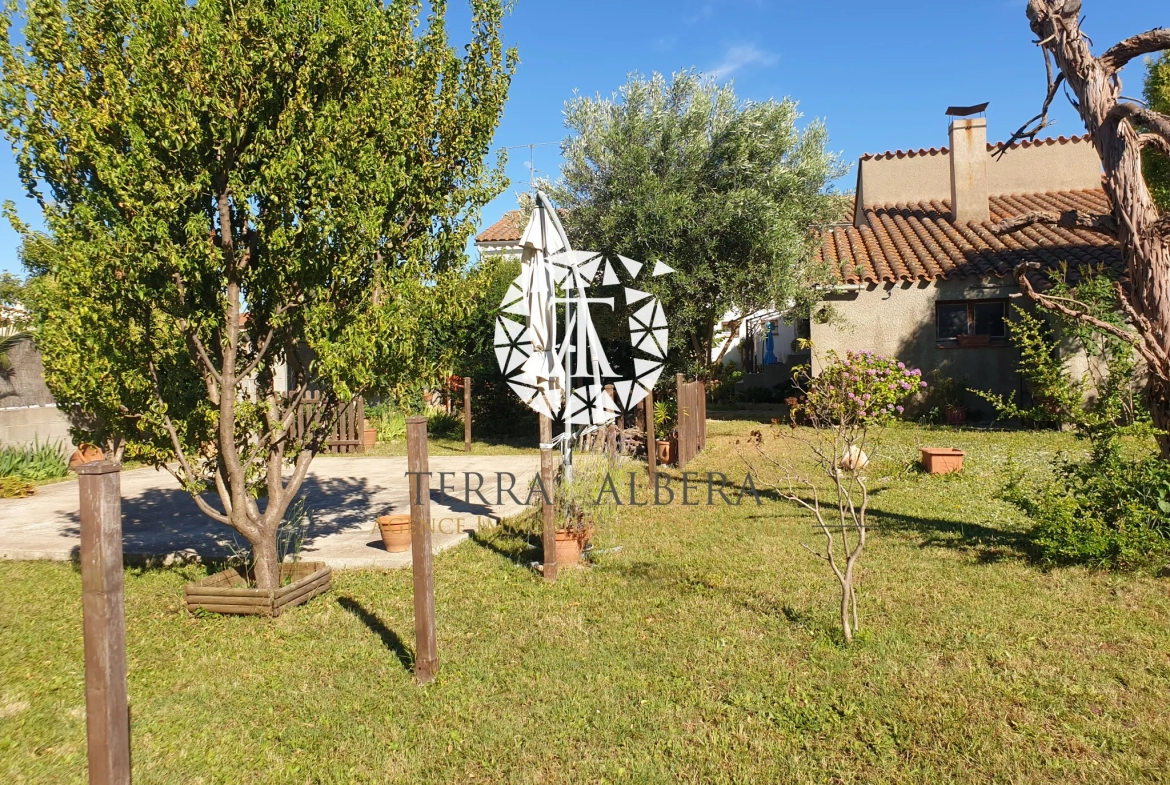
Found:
<box><xmin>0</xmin><ymin>337</ymin><xmax>75</xmax><ymax>449</ymax></box>
<box><xmin>810</xmin><ymin>277</ymin><xmax>1026</xmax><ymax>419</ymax></box>
<box><xmin>854</xmin><ymin>135</ymin><xmax>1102</xmax><ymax>222</ymax></box>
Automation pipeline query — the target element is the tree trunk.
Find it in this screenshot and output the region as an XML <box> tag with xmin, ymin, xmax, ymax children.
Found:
<box><xmin>1013</xmin><ymin>3</ymin><xmax>1170</xmax><ymax>458</ymax></box>
<box><xmin>250</xmin><ymin>527</ymin><xmax>281</xmax><ymax>590</ymax></box>
<box><xmin>839</xmin><ymin>576</ymin><xmax>853</xmax><ymax>644</ymax></box>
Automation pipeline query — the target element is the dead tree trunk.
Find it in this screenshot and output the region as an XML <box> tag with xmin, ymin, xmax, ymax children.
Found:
<box><xmin>996</xmin><ymin>2</ymin><xmax>1170</xmax><ymax>455</ymax></box>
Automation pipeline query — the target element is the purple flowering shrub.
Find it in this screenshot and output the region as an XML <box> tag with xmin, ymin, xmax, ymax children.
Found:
<box><xmin>794</xmin><ymin>350</ymin><xmax>925</xmax><ymax>428</ymax></box>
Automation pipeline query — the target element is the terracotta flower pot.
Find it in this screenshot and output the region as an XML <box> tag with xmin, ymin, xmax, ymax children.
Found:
<box><xmin>656</xmin><ymin>438</ymin><xmax>676</xmax><ymax>466</ymax></box>
<box><xmin>920</xmin><ymin>447</ymin><xmax>965</xmax><ymax>474</ymax></box>
<box><xmin>956</xmin><ymin>333</ymin><xmax>991</xmax><ymax>347</ymax></box>
<box><xmin>69</xmin><ymin>444</ymin><xmax>105</xmax><ymax>470</ymax></box>
<box><xmin>945</xmin><ymin>406</ymin><xmax>968</xmax><ymax>425</ymax></box>
<box><xmin>554</xmin><ymin>525</ymin><xmax>594</xmax><ymax>568</ymax></box>
<box><xmin>377</xmin><ymin>514</ymin><xmax>412</xmax><ymax>553</ymax></box>
<box><xmin>363</xmin><ymin>426</ymin><xmax>377</xmax><ymax>448</ymax></box>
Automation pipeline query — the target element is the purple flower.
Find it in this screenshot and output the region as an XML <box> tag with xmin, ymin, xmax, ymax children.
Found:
<box><xmin>859</xmin><ymin>410</ymin><xmax>867</xmax><ymax>417</ymax></box>
<box><xmin>897</xmin><ymin>362</ymin><xmax>905</xmax><ymax>369</ymax></box>
<box><xmin>896</xmin><ymin>405</ymin><xmax>904</xmax><ymax>413</ymax></box>
<box><xmin>919</xmin><ymin>380</ymin><xmax>928</xmax><ymax>388</ymax></box>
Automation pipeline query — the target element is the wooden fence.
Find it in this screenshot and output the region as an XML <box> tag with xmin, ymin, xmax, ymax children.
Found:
<box><xmin>675</xmin><ymin>374</ymin><xmax>707</xmax><ymax>469</ymax></box>
<box><xmin>289</xmin><ymin>391</ymin><xmax>365</xmax><ymax>454</ymax></box>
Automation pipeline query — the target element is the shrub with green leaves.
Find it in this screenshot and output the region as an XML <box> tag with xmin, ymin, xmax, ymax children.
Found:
<box><xmin>984</xmin><ymin>271</ymin><xmax>1161</xmax><ymax>568</ymax></box>
<box><xmin>1006</xmin><ymin>439</ymin><xmax>1170</xmax><ymax>569</ymax></box>
<box><xmin>793</xmin><ymin>350</ymin><xmax>925</xmax><ymax>428</ymax></box>
<box><xmin>0</xmin><ymin>439</ymin><xmax>68</xmax><ymax>481</ymax></box>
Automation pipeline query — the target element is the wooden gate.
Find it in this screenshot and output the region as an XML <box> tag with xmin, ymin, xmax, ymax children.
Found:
<box><xmin>289</xmin><ymin>392</ymin><xmax>366</xmax><ymax>454</ymax></box>
<box><xmin>675</xmin><ymin>374</ymin><xmax>707</xmax><ymax>469</ymax></box>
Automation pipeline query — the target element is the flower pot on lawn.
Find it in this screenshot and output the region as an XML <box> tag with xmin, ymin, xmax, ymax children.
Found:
<box><xmin>921</xmin><ymin>447</ymin><xmax>965</xmax><ymax>474</ymax></box>
<box><xmin>656</xmin><ymin>438</ymin><xmax>676</xmax><ymax>466</ymax></box>
<box><xmin>554</xmin><ymin>524</ymin><xmax>594</xmax><ymax>568</ymax></box>
<box><xmin>377</xmin><ymin>514</ymin><xmax>412</xmax><ymax>552</ymax></box>
<box><xmin>945</xmin><ymin>406</ymin><xmax>968</xmax><ymax>425</ymax></box>
<box><xmin>185</xmin><ymin>561</ymin><xmax>331</xmax><ymax>617</ymax></box>
<box><xmin>363</xmin><ymin>426</ymin><xmax>377</xmax><ymax>449</ymax></box>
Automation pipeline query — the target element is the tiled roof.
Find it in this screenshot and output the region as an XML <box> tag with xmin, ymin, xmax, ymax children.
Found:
<box><xmin>816</xmin><ymin>188</ymin><xmax>1123</xmax><ymax>289</ymax></box>
<box><xmin>476</xmin><ymin>210</ymin><xmax>524</xmax><ymax>243</ymax></box>
<box><xmin>858</xmin><ymin>134</ymin><xmax>1092</xmax><ymax>162</ymax></box>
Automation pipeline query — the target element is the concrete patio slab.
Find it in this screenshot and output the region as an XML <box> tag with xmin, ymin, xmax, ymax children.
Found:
<box><xmin>0</xmin><ymin>455</ymin><xmax>539</xmax><ymax>570</ymax></box>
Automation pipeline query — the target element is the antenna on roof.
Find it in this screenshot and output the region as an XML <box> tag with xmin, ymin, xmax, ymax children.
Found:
<box><xmin>945</xmin><ymin>102</ymin><xmax>989</xmax><ymax>118</ymax></box>
<box><xmin>504</xmin><ymin>142</ymin><xmax>558</xmax><ymax>193</ymax></box>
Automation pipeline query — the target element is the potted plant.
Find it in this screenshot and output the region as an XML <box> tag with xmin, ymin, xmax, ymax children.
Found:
<box><xmin>653</xmin><ymin>398</ymin><xmax>677</xmax><ymax>466</ymax></box>
<box><xmin>555</xmin><ymin>504</ymin><xmax>595</xmax><ymax>567</ymax></box>
<box><xmin>928</xmin><ymin>371</ymin><xmax>968</xmax><ymax>425</ymax></box>
<box><xmin>956</xmin><ymin>333</ymin><xmax>991</xmax><ymax>348</ymax></box>
<box><xmin>376</xmin><ymin>514</ymin><xmax>411</xmax><ymax>552</ymax></box>
<box><xmin>550</xmin><ymin>455</ymin><xmax>621</xmax><ymax>568</ymax></box>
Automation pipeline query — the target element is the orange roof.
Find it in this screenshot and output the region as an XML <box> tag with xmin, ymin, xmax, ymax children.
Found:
<box><xmin>816</xmin><ymin>188</ymin><xmax>1122</xmax><ymax>290</ymax></box>
<box><xmin>858</xmin><ymin>133</ymin><xmax>1092</xmax><ymax>162</ymax></box>
<box><xmin>476</xmin><ymin>210</ymin><xmax>524</xmax><ymax>243</ymax></box>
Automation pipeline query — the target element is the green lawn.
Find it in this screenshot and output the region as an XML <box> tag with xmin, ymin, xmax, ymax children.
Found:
<box><xmin>3</xmin><ymin>421</ymin><xmax>1170</xmax><ymax>783</ymax></box>
<box><xmin>333</xmin><ymin>435</ymin><xmax>538</xmax><ymax>458</ymax></box>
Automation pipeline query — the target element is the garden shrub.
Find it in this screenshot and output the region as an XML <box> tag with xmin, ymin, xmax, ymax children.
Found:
<box><xmin>1005</xmin><ymin>440</ymin><xmax>1170</xmax><ymax>569</ymax></box>
<box><xmin>0</xmin><ymin>439</ymin><xmax>69</xmax><ymax>481</ymax></box>
<box><xmin>985</xmin><ymin>273</ymin><xmax>1166</xmax><ymax>568</ymax></box>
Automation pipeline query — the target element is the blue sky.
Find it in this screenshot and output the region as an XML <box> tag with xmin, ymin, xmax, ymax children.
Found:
<box><xmin>0</xmin><ymin>0</ymin><xmax>1164</xmax><ymax>275</ymax></box>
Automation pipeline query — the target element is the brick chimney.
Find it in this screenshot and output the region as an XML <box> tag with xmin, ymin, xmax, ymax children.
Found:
<box><xmin>948</xmin><ymin>116</ymin><xmax>990</xmax><ymax>223</ymax></box>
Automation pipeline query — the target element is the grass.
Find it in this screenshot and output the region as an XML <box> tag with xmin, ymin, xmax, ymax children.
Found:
<box><xmin>328</xmin><ymin>434</ymin><xmax>537</xmax><ymax>458</ymax></box>
<box><xmin>3</xmin><ymin>421</ymin><xmax>1170</xmax><ymax>783</ymax></box>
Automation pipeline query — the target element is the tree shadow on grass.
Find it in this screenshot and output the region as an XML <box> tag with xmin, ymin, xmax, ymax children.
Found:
<box><xmin>868</xmin><ymin>507</ymin><xmax>1043</xmax><ymax>565</ymax></box>
<box><xmin>467</xmin><ymin>528</ymin><xmax>539</xmax><ymax>567</ymax></box>
<box><xmin>337</xmin><ymin>596</ymin><xmax>414</xmax><ymax>672</ymax></box>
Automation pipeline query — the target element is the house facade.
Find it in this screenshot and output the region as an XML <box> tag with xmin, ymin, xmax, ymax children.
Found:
<box><xmin>809</xmin><ymin>113</ymin><xmax>1121</xmax><ymax>417</ymax></box>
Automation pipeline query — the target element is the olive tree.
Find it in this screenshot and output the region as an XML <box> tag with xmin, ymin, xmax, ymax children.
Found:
<box><xmin>0</xmin><ymin>0</ymin><xmax>514</xmax><ymax>588</ymax></box>
<box><xmin>548</xmin><ymin>70</ymin><xmax>847</xmax><ymax>376</ymax></box>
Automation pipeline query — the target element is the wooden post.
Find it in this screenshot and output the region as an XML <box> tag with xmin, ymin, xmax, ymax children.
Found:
<box><xmin>406</xmin><ymin>416</ymin><xmax>438</xmax><ymax>685</ymax></box>
<box><xmin>539</xmin><ymin>413</ymin><xmax>557</xmax><ymax>582</ymax></box>
<box><xmin>463</xmin><ymin>377</ymin><xmax>472</xmax><ymax>453</ymax></box>
<box><xmin>77</xmin><ymin>460</ymin><xmax>131</xmax><ymax>785</ymax></box>
<box><xmin>645</xmin><ymin>389</ymin><xmax>657</xmax><ymax>484</ymax></box>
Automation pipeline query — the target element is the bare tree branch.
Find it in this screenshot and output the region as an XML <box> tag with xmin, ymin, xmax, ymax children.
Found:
<box><xmin>991</xmin><ymin>209</ymin><xmax>1118</xmax><ymax>237</ymax></box>
<box><xmin>1100</xmin><ymin>28</ymin><xmax>1170</xmax><ymax>74</ymax></box>
<box><xmin>1137</xmin><ymin>133</ymin><xmax>1170</xmax><ymax>157</ymax></box>
<box><xmin>1108</xmin><ymin>103</ymin><xmax>1170</xmax><ymax>142</ymax></box>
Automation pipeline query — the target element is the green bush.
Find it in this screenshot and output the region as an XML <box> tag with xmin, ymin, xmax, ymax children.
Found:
<box><xmin>426</xmin><ymin>409</ymin><xmax>463</xmax><ymax>439</ymax></box>
<box><xmin>1006</xmin><ymin>440</ymin><xmax>1170</xmax><ymax>569</ymax></box>
<box><xmin>365</xmin><ymin>402</ymin><xmax>407</xmax><ymax>443</ymax></box>
<box><xmin>0</xmin><ymin>439</ymin><xmax>69</xmax><ymax>481</ymax></box>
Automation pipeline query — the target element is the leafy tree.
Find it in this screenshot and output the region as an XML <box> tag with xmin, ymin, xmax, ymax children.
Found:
<box><xmin>547</xmin><ymin>70</ymin><xmax>847</xmax><ymax>377</ymax></box>
<box><xmin>1143</xmin><ymin>54</ymin><xmax>1170</xmax><ymax>213</ymax></box>
<box><xmin>0</xmin><ymin>0</ymin><xmax>514</xmax><ymax>588</ymax></box>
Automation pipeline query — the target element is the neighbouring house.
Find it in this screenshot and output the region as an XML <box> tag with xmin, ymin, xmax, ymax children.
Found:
<box><xmin>0</xmin><ymin>335</ymin><xmax>76</xmax><ymax>450</ymax></box>
<box><xmin>806</xmin><ymin>108</ymin><xmax>1121</xmax><ymax>418</ymax></box>
<box><xmin>475</xmin><ymin>210</ymin><xmax>525</xmax><ymax>259</ymax></box>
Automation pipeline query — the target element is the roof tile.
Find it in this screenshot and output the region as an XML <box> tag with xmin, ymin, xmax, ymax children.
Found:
<box><xmin>814</xmin><ymin>188</ymin><xmax>1123</xmax><ymax>289</ymax></box>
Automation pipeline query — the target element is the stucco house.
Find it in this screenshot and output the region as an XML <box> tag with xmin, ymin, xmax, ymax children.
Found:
<box><xmin>806</xmin><ymin>110</ymin><xmax>1121</xmax><ymax>417</ymax></box>
<box><xmin>474</xmin><ymin>113</ymin><xmax>1122</xmax><ymax>418</ymax></box>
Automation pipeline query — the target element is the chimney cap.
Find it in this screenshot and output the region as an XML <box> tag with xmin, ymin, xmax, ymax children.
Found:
<box><xmin>946</xmin><ymin>102</ymin><xmax>989</xmax><ymax>118</ymax></box>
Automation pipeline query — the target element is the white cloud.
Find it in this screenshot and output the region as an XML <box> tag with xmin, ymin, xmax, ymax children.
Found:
<box><xmin>711</xmin><ymin>44</ymin><xmax>779</xmax><ymax>78</ymax></box>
